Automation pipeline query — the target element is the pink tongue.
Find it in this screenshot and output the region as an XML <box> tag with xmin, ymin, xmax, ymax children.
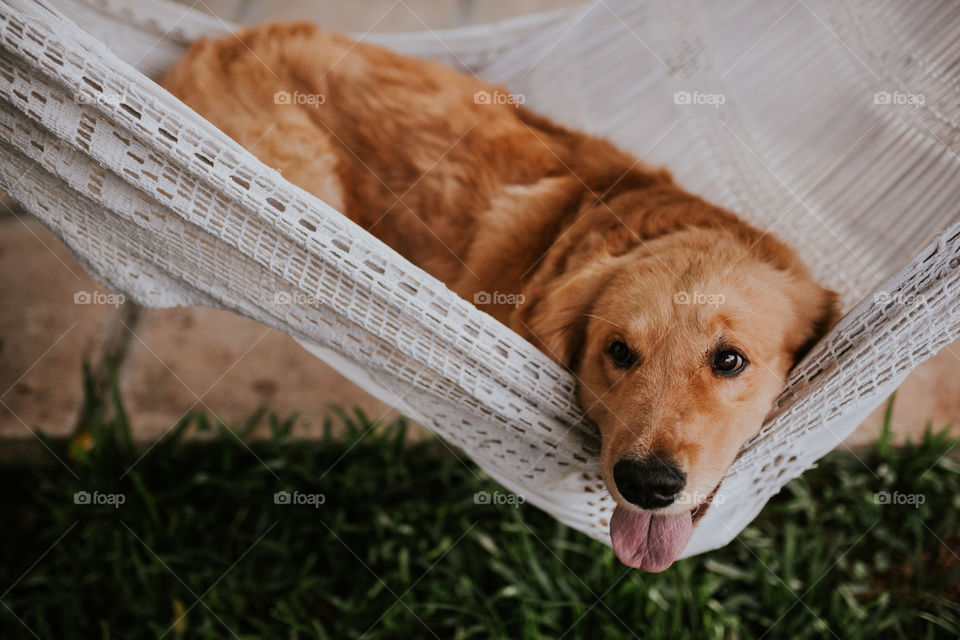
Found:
<box><xmin>609</xmin><ymin>505</ymin><xmax>693</xmax><ymax>572</ymax></box>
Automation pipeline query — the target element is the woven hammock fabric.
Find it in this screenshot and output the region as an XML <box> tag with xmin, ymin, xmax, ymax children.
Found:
<box><xmin>1</xmin><ymin>0</ymin><xmax>958</xmax><ymax>557</ymax></box>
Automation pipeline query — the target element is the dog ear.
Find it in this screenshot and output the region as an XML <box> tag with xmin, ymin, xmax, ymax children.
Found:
<box><xmin>512</xmin><ymin>260</ymin><xmax>615</xmax><ymax>370</ymax></box>
<box><xmin>790</xmin><ymin>285</ymin><xmax>841</xmax><ymax>367</ymax></box>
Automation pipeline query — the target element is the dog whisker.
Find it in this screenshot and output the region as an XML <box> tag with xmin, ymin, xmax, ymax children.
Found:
<box><xmin>584</xmin><ymin>313</ymin><xmax>626</xmax><ymax>331</ymax></box>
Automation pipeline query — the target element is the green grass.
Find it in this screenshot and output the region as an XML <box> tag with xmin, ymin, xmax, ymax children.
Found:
<box><xmin>0</xmin><ymin>370</ymin><xmax>958</xmax><ymax>640</ymax></box>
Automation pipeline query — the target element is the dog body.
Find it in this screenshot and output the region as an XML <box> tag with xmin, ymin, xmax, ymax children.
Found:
<box><xmin>164</xmin><ymin>23</ymin><xmax>837</xmax><ymax>571</ymax></box>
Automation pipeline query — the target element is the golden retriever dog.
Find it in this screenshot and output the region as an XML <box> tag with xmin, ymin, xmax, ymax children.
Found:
<box><xmin>163</xmin><ymin>23</ymin><xmax>838</xmax><ymax>572</ymax></box>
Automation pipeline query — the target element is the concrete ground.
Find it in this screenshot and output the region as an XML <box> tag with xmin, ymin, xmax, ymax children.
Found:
<box><xmin>1</xmin><ymin>0</ymin><xmax>958</xmax><ymax>457</ymax></box>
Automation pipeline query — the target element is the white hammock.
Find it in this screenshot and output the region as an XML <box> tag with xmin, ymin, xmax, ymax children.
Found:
<box><xmin>1</xmin><ymin>0</ymin><xmax>958</xmax><ymax>558</ymax></box>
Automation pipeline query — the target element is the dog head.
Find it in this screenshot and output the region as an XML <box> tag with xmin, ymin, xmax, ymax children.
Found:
<box><xmin>515</xmin><ymin>188</ymin><xmax>838</xmax><ymax>571</ymax></box>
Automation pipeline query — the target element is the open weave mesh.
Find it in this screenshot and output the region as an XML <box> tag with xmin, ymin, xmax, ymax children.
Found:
<box><xmin>1</xmin><ymin>0</ymin><xmax>958</xmax><ymax>556</ymax></box>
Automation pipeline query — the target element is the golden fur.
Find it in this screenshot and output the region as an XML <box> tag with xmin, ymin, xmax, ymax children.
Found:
<box><xmin>163</xmin><ymin>23</ymin><xmax>838</xmax><ymax>519</ymax></box>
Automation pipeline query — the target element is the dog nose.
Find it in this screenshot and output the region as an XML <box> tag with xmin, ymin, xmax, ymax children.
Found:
<box><xmin>613</xmin><ymin>458</ymin><xmax>685</xmax><ymax>509</ymax></box>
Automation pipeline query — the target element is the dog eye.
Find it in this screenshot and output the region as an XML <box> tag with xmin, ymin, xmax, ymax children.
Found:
<box><xmin>607</xmin><ymin>341</ymin><xmax>637</xmax><ymax>368</ymax></box>
<box><xmin>712</xmin><ymin>349</ymin><xmax>747</xmax><ymax>376</ymax></box>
